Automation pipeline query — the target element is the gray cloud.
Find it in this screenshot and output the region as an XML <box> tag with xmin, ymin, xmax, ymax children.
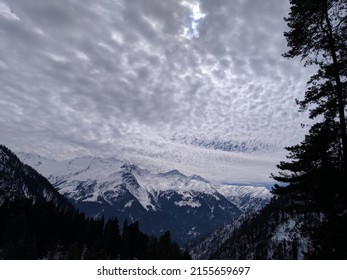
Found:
<box><xmin>0</xmin><ymin>0</ymin><xmax>313</xmax><ymax>183</ymax></box>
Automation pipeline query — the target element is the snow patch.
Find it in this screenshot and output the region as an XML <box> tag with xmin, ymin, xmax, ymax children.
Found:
<box><xmin>272</xmin><ymin>219</ymin><xmax>296</xmax><ymax>242</ymax></box>
<box><xmin>175</xmin><ymin>199</ymin><xmax>201</xmax><ymax>208</ymax></box>
<box><xmin>124</xmin><ymin>200</ymin><xmax>134</xmax><ymax>208</ymax></box>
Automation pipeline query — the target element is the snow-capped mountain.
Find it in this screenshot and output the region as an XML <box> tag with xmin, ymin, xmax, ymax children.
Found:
<box><xmin>217</xmin><ymin>185</ymin><xmax>271</xmax><ymax>213</ymax></box>
<box><xmin>0</xmin><ymin>146</ymin><xmax>71</xmax><ymax>209</ymax></box>
<box><xmin>19</xmin><ymin>152</ymin><xmax>272</xmax><ymax>245</ymax></box>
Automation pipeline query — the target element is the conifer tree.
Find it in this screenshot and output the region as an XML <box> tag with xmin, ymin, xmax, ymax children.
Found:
<box><xmin>271</xmin><ymin>0</ymin><xmax>347</xmax><ymax>259</ymax></box>
<box><xmin>273</xmin><ymin>0</ymin><xmax>347</xmax><ymax>199</ymax></box>
<box><xmin>279</xmin><ymin>0</ymin><xmax>347</xmax><ymax>184</ymax></box>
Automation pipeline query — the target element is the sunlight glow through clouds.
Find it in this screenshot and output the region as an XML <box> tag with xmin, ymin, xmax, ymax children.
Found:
<box><xmin>181</xmin><ymin>1</ymin><xmax>206</xmax><ymax>38</ymax></box>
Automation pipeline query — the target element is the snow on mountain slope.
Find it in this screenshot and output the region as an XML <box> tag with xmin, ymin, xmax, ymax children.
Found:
<box><xmin>17</xmin><ymin>152</ymin><xmax>56</xmax><ymax>168</ymax></box>
<box><xmin>216</xmin><ymin>185</ymin><xmax>272</xmax><ymax>212</ymax></box>
<box><xmin>18</xmin><ymin>153</ymin><xmax>272</xmax><ymax>244</ymax></box>
<box><xmin>21</xmin><ymin>154</ymin><xmax>124</xmax><ymax>182</ymax></box>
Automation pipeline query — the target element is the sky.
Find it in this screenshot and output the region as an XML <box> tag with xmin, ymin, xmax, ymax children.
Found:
<box><xmin>0</xmin><ymin>0</ymin><xmax>314</xmax><ymax>184</ymax></box>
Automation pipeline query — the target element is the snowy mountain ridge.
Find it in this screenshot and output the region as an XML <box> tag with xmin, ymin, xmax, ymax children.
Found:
<box><xmin>19</xmin><ymin>152</ymin><xmax>272</xmax><ymax>244</ymax></box>
<box><xmin>19</xmin><ymin>152</ymin><xmax>271</xmax><ymax>209</ymax></box>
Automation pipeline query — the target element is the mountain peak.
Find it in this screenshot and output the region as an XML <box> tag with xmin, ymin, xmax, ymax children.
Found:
<box><xmin>16</xmin><ymin>150</ymin><xmax>272</xmax><ymax>245</ymax></box>
<box><xmin>121</xmin><ymin>163</ymin><xmax>141</xmax><ymax>173</ymax></box>
<box><xmin>188</xmin><ymin>174</ymin><xmax>210</xmax><ymax>183</ymax></box>
<box><xmin>158</xmin><ymin>169</ymin><xmax>188</xmax><ymax>178</ymax></box>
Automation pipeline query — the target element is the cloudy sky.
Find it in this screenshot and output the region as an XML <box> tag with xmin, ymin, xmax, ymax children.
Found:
<box><xmin>0</xmin><ymin>0</ymin><xmax>313</xmax><ymax>184</ymax></box>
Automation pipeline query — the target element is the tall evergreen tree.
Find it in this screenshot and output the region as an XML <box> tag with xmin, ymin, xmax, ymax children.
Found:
<box><xmin>281</xmin><ymin>0</ymin><xmax>347</xmax><ymax>182</ymax></box>
<box><xmin>271</xmin><ymin>0</ymin><xmax>347</xmax><ymax>258</ymax></box>
<box><xmin>210</xmin><ymin>1</ymin><xmax>347</xmax><ymax>260</ymax></box>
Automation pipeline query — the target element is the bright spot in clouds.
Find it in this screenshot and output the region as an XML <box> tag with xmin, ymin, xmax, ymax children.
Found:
<box><xmin>181</xmin><ymin>1</ymin><xmax>206</xmax><ymax>38</ymax></box>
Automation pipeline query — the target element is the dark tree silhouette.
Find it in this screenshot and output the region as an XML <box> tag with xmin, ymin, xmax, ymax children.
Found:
<box><xmin>271</xmin><ymin>0</ymin><xmax>347</xmax><ymax>258</ymax></box>
<box><xmin>211</xmin><ymin>1</ymin><xmax>347</xmax><ymax>260</ymax></box>
<box><xmin>282</xmin><ymin>0</ymin><xmax>347</xmax><ymax>181</ymax></box>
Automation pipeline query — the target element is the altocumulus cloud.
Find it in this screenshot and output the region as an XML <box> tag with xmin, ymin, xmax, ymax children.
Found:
<box><xmin>0</xmin><ymin>0</ymin><xmax>313</xmax><ymax>183</ymax></box>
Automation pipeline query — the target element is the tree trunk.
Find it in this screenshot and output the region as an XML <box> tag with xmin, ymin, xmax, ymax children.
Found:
<box><xmin>323</xmin><ymin>1</ymin><xmax>347</xmax><ymax>182</ymax></box>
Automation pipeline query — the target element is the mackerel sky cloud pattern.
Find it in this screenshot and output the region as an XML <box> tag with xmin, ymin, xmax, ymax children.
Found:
<box><xmin>0</xmin><ymin>0</ymin><xmax>313</xmax><ymax>183</ymax></box>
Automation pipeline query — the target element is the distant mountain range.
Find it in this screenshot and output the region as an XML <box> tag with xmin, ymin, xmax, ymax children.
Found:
<box><xmin>2</xmin><ymin>144</ymin><xmax>344</xmax><ymax>260</ymax></box>
<box><xmin>18</xmin><ymin>152</ymin><xmax>272</xmax><ymax>245</ymax></box>
<box><xmin>0</xmin><ymin>145</ymin><xmax>189</xmax><ymax>260</ymax></box>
